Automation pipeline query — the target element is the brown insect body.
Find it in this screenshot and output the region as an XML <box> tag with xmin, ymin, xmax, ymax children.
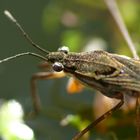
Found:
<box><xmin>47</xmin><ymin>50</ymin><xmax>140</xmax><ymax>99</ymax></box>
<box><xmin>3</xmin><ymin>10</ymin><xmax>140</xmax><ymax>140</ymax></box>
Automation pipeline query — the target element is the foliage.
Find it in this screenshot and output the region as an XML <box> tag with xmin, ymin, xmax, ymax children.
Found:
<box><xmin>0</xmin><ymin>100</ymin><xmax>34</xmax><ymax>140</ymax></box>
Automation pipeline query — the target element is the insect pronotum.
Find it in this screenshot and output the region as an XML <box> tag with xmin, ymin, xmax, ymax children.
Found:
<box><xmin>1</xmin><ymin>1</ymin><xmax>140</xmax><ymax>139</ymax></box>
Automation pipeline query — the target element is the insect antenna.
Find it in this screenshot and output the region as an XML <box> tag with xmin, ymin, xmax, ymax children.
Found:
<box><xmin>0</xmin><ymin>52</ymin><xmax>48</xmax><ymax>64</ymax></box>
<box><xmin>4</xmin><ymin>10</ymin><xmax>49</xmax><ymax>55</ymax></box>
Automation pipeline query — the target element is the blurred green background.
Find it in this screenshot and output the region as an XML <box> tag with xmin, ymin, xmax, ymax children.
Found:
<box><xmin>0</xmin><ymin>0</ymin><xmax>140</xmax><ymax>140</ymax></box>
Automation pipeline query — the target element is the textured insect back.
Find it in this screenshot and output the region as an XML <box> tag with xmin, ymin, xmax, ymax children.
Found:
<box><xmin>66</xmin><ymin>50</ymin><xmax>122</xmax><ymax>80</ymax></box>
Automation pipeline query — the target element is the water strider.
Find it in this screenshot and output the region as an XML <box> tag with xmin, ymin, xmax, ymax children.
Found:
<box><xmin>1</xmin><ymin>8</ymin><xmax>140</xmax><ymax>140</ymax></box>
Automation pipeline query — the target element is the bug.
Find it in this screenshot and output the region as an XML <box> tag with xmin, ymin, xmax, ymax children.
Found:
<box><xmin>1</xmin><ymin>0</ymin><xmax>140</xmax><ymax>139</ymax></box>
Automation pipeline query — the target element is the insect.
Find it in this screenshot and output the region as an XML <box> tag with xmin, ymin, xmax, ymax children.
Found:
<box><xmin>1</xmin><ymin>1</ymin><xmax>140</xmax><ymax>139</ymax></box>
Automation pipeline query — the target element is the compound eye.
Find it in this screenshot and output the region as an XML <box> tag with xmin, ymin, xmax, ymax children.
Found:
<box><xmin>52</xmin><ymin>62</ymin><xmax>64</xmax><ymax>72</ymax></box>
<box><xmin>58</xmin><ymin>46</ymin><xmax>69</xmax><ymax>54</ymax></box>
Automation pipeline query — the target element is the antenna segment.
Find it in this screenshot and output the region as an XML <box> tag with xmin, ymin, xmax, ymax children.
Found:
<box><xmin>4</xmin><ymin>10</ymin><xmax>49</xmax><ymax>54</ymax></box>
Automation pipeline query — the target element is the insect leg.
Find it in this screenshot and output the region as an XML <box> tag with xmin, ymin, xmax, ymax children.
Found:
<box><xmin>136</xmin><ymin>97</ymin><xmax>140</xmax><ymax>140</ymax></box>
<box><xmin>72</xmin><ymin>98</ymin><xmax>124</xmax><ymax>140</ymax></box>
<box><xmin>30</xmin><ymin>71</ymin><xmax>66</xmax><ymax>114</ymax></box>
